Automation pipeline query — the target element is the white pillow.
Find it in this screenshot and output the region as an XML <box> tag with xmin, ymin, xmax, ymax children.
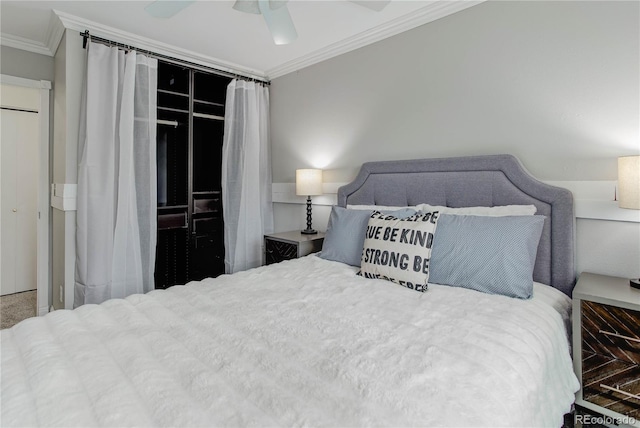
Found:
<box><xmin>358</xmin><ymin>211</ymin><xmax>440</xmax><ymax>293</ymax></box>
<box><xmin>416</xmin><ymin>204</ymin><xmax>537</xmax><ymax>216</ymax></box>
<box><xmin>347</xmin><ymin>204</ymin><xmax>418</xmax><ymax>211</ymax></box>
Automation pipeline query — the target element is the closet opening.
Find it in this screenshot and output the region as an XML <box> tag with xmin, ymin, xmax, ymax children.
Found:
<box><xmin>154</xmin><ymin>62</ymin><xmax>231</xmax><ymax>289</ymax></box>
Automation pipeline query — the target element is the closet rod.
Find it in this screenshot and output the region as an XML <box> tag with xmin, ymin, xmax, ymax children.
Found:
<box><xmin>158</xmin><ymin>119</ymin><xmax>179</xmax><ymax>128</ymax></box>
<box><xmin>80</xmin><ymin>30</ymin><xmax>270</xmax><ymax>85</ymax></box>
<box><xmin>135</xmin><ymin>117</ymin><xmax>179</xmax><ymax>128</ymax></box>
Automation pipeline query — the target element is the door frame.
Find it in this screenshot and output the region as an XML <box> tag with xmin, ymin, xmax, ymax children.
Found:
<box><xmin>1</xmin><ymin>74</ymin><xmax>52</xmax><ymax>315</ymax></box>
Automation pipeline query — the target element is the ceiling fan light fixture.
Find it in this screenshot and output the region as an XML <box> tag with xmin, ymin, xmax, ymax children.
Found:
<box><xmin>232</xmin><ymin>0</ymin><xmax>260</xmax><ymax>15</ymax></box>
<box><xmin>232</xmin><ymin>0</ymin><xmax>289</xmax><ymax>14</ymax></box>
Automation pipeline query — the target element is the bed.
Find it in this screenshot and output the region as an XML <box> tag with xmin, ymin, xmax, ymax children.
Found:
<box><xmin>1</xmin><ymin>154</ymin><xmax>579</xmax><ymax>427</ymax></box>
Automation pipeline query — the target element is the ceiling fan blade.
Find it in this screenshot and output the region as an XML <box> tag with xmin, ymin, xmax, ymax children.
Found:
<box><xmin>145</xmin><ymin>0</ymin><xmax>195</xmax><ymax>18</ymax></box>
<box><xmin>349</xmin><ymin>0</ymin><xmax>391</xmax><ymax>12</ymax></box>
<box><xmin>258</xmin><ymin>0</ymin><xmax>297</xmax><ymax>45</ymax></box>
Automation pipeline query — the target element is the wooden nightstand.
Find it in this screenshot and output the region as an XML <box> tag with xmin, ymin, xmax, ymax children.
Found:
<box><xmin>573</xmin><ymin>272</ymin><xmax>640</xmax><ymax>427</ymax></box>
<box><xmin>264</xmin><ymin>231</ymin><xmax>325</xmax><ymax>265</ymax></box>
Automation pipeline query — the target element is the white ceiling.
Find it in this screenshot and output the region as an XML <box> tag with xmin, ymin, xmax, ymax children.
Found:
<box><xmin>0</xmin><ymin>0</ymin><xmax>481</xmax><ymax>79</ymax></box>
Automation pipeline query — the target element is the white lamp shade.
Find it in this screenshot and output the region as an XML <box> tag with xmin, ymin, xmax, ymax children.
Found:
<box><xmin>296</xmin><ymin>169</ymin><xmax>323</xmax><ymax>196</ymax></box>
<box><xmin>618</xmin><ymin>155</ymin><xmax>640</xmax><ymax>210</ymax></box>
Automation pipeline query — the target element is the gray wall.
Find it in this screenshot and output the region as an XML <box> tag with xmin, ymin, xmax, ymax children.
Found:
<box><xmin>51</xmin><ymin>30</ymin><xmax>85</xmax><ymax>309</ymax></box>
<box><xmin>51</xmin><ymin>33</ymin><xmax>67</xmax><ymax>310</ymax></box>
<box><xmin>270</xmin><ymin>1</ymin><xmax>640</xmax><ymax>280</ymax></box>
<box><xmin>271</xmin><ymin>0</ymin><xmax>639</xmax><ymax>184</ymax></box>
<box><xmin>1</xmin><ymin>45</ymin><xmax>54</xmax><ymax>82</ymax></box>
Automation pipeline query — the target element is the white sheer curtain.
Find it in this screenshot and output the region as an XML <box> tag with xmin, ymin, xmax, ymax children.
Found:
<box><xmin>222</xmin><ymin>80</ymin><xmax>273</xmax><ymax>273</ymax></box>
<box><xmin>75</xmin><ymin>41</ymin><xmax>158</xmax><ymax>306</ymax></box>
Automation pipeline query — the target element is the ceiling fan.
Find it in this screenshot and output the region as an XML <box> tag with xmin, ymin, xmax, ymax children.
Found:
<box><xmin>144</xmin><ymin>0</ymin><xmax>391</xmax><ymax>45</ymax></box>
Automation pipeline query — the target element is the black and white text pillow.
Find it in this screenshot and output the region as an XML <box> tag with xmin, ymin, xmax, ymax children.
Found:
<box><xmin>357</xmin><ymin>211</ymin><xmax>440</xmax><ymax>292</ymax></box>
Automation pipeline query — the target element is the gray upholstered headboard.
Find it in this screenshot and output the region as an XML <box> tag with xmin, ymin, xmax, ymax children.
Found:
<box><xmin>337</xmin><ymin>154</ymin><xmax>576</xmax><ymax>296</ymax></box>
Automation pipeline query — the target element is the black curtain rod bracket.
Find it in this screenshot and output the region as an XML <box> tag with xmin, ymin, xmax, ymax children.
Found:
<box><xmin>81</xmin><ymin>30</ymin><xmax>89</xmax><ymax>49</ymax></box>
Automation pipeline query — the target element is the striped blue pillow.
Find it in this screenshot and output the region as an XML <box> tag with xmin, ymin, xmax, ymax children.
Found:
<box><xmin>429</xmin><ymin>214</ymin><xmax>545</xmax><ymax>299</ymax></box>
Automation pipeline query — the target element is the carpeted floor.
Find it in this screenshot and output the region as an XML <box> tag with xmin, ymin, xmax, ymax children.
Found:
<box><xmin>0</xmin><ymin>290</ymin><xmax>37</xmax><ymax>329</ymax></box>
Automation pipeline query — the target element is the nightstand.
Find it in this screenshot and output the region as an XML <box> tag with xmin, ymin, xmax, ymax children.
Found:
<box><xmin>572</xmin><ymin>272</ymin><xmax>640</xmax><ymax>427</ymax></box>
<box><xmin>264</xmin><ymin>231</ymin><xmax>325</xmax><ymax>265</ymax></box>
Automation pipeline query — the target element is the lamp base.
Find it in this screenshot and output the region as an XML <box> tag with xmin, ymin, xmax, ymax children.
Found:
<box><xmin>301</xmin><ymin>196</ymin><xmax>317</xmax><ymax>235</ymax></box>
<box><xmin>631</xmin><ymin>278</ymin><xmax>640</xmax><ymax>290</ymax></box>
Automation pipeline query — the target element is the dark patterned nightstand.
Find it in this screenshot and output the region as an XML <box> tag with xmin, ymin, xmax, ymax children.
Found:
<box><xmin>572</xmin><ymin>272</ymin><xmax>640</xmax><ymax>427</ymax></box>
<box><xmin>264</xmin><ymin>231</ymin><xmax>325</xmax><ymax>265</ymax></box>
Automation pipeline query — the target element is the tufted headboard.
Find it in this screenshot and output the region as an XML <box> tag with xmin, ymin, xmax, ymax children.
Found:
<box><xmin>337</xmin><ymin>154</ymin><xmax>576</xmax><ymax>296</ymax></box>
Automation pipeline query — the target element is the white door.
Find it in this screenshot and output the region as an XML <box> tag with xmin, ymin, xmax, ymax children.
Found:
<box><xmin>1</xmin><ymin>107</ymin><xmax>39</xmax><ymax>296</ymax></box>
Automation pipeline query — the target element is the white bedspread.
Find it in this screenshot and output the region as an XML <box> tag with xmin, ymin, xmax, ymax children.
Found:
<box><xmin>1</xmin><ymin>255</ymin><xmax>579</xmax><ymax>427</ymax></box>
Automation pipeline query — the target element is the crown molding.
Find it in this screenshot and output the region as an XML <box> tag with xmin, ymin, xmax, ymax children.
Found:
<box><xmin>46</xmin><ymin>12</ymin><xmax>66</xmax><ymax>56</ymax></box>
<box><xmin>0</xmin><ymin>32</ymin><xmax>53</xmax><ymax>56</ymax></box>
<box><xmin>266</xmin><ymin>0</ymin><xmax>484</xmax><ymax>79</ymax></box>
<box><xmin>53</xmin><ymin>10</ymin><xmax>268</xmax><ymax>80</ymax></box>
<box><xmin>1</xmin><ymin>11</ymin><xmax>65</xmax><ymax>57</ymax></box>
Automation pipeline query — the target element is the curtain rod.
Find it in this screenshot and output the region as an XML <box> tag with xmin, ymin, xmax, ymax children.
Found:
<box><xmin>80</xmin><ymin>31</ymin><xmax>270</xmax><ymax>85</ymax></box>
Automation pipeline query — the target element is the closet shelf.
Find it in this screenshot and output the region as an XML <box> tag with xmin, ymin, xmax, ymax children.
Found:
<box><xmin>158</xmin><ymin>205</ymin><xmax>188</xmax><ymax>210</ymax></box>
<box><xmin>193</xmin><ymin>112</ymin><xmax>224</xmax><ymax>121</ymax></box>
<box><xmin>194</xmin><ymin>99</ymin><xmax>224</xmax><ymax>107</ymax></box>
<box><xmin>158</xmin><ymin>89</ymin><xmax>189</xmax><ymax>97</ymax></box>
<box><xmin>158</xmin><ymin>106</ymin><xmax>189</xmax><ymax>114</ymax></box>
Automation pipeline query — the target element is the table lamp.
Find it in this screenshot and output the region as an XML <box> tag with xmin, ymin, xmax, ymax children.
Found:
<box><xmin>296</xmin><ymin>169</ymin><xmax>323</xmax><ymax>235</ymax></box>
